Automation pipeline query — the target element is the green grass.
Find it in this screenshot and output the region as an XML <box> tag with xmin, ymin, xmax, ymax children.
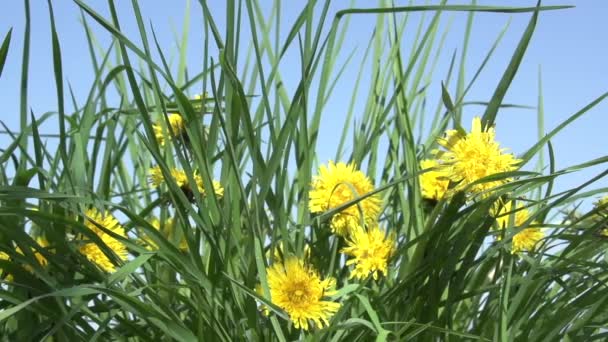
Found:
<box><xmin>1</xmin><ymin>1</ymin><xmax>608</xmax><ymax>341</ymax></box>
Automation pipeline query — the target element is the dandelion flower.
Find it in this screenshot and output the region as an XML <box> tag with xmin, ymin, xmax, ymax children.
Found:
<box><xmin>511</xmin><ymin>227</ymin><xmax>544</xmax><ymax>254</ymax></box>
<box><xmin>143</xmin><ymin>217</ymin><xmax>188</xmax><ymax>251</ymax></box>
<box><xmin>592</xmin><ymin>196</ymin><xmax>608</xmax><ymax>236</ymax></box>
<box><xmin>0</xmin><ymin>237</ymin><xmax>50</xmax><ymax>280</ymax></box>
<box><xmin>31</xmin><ymin>237</ymin><xmax>49</xmax><ymax>268</ymax></box>
<box><xmin>436</xmin><ymin>117</ymin><xmax>521</xmax><ymax>196</ymax></box>
<box><xmin>419</xmin><ymin>159</ymin><xmax>450</xmax><ymax>201</ymax></box>
<box><xmin>153</xmin><ymin>113</ymin><xmax>186</xmax><ymax>146</ymax></box>
<box><xmin>0</xmin><ymin>251</ymin><xmax>12</xmax><ymax>281</ymax></box>
<box><xmin>492</xmin><ymin>201</ymin><xmax>544</xmax><ymax>254</ymax></box>
<box><xmin>148</xmin><ymin>166</ymin><xmax>224</xmax><ymax>201</ymax></box>
<box><xmin>594</xmin><ymin>196</ymin><xmax>608</xmax><ymax>215</ymax></box>
<box><xmin>263</xmin><ymin>257</ymin><xmax>340</xmax><ymax>330</ymax></box>
<box><xmin>309</xmin><ymin>161</ymin><xmax>382</xmax><ymax>236</ymax></box>
<box><xmin>79</xmin><ymin>208</ymin><xmax>128</xmax><ymax>272</ymax></box>
<box><xmin>341</xmin><ymin>225</ymin><xmax>396</xmax><ymax>280</ymax></box>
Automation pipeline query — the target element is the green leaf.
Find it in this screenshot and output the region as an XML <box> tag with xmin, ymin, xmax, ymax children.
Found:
<box><xmin>0</xmin><ymin>28</ymin><xmax>12</xmax><ymax>79</ymax></box>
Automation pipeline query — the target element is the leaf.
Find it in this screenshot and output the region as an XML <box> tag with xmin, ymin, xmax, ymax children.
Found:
<box><xmin>0</xmin><ymin>28</ymin><xmax>12</xmax><ymax>79</ymax></box>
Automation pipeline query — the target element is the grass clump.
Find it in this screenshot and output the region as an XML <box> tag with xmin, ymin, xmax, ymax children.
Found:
<box><xmin>1</xmin><ymin>1</ymin><xmax>607</xmax><ymax>341</ymax></box>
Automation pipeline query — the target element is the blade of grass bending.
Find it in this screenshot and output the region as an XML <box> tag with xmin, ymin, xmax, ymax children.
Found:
<box><xmin>454</xmin><ymin>0</ymin><xmax>475</xmax><ymax>124</ymax></box>
<box><xmin>19</xmin><ymin>0</ymin><xmax>31</xmax><ymax>168</ymax></box>
<box><xmin>47</xmin><ymin>0</ymin><xmax>71</xmax><ymax>189</ymax></box>
<box><xmin>29</xmin><ymin>112</ymin><xmax>46</xmax><ymax>190</ymax></box>
<box><xmin>520</xmin><ymin>92</ymin><xmax>608</xmax><ymax>163</ymax></box>
<box><xmin>336</xmin><ymin>4</ymin><xmax>572</xmax><ymax>17</ymax></box>
<box><xmin>0</xmin><ymin>28</ymin><xmax>12</xmax><ymax>79</ymax></box>
<box><xmin>481</xmin><ymin>1</ymin><xmax>540</xmax><ymax>127</ymax></box>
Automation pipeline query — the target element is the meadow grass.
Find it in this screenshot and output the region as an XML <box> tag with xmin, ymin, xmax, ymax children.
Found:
<box><xmin>1</xmin><ymin>1</ymin><xmax>608</xmax><ymax>341</ymax></box>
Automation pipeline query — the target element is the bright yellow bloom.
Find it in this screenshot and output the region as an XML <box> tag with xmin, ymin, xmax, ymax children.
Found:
<box><xmin>512</xmin><ymin>227</ymin><xmax>544</xmax><ymax>254</ymax></box>
<box><xmin>264</xmin><ymin>257</ymin><xmax>340</xmax><ymax>330</ymax></box>
<box><xmin>142</xmin><ymin>218</ymin><xmax>188</xmax><ymax>251</ymax></box>
<box><xmin>341</xmin><ymin>225</ymin><xmax>396</xmax><ymax>280</ymax></box>
<box><xmin>148</xmin><ymin>166</ymin><xmax>224</xmax><ymax>200</ymax></box>
<box><xmin>492</xmin><ymin>201</ymin><xmax>544</xmax><ymax>254</ymax></box>
<box><xmin>309</xmin><ymin>161</ymin><xmax>382</xmax><ymax>236</ymax></box>
<box><xmin>0</xmin><ymin>251</ymin><xmax>12</xmax><ymax>281</ymax></box>
<box><xmin>436</xmin><ymin>117</ymin><xmax>521</xmax><ymax>196</ymax></box>
<box><xmin>594</xmin><ymin>196</ymin><xmax>608</xmax><ymax>213</ymax></box>
<box><xmin>592</xmin><ymin>196</ymin><xmax>608</xmax><ymax>236</ymax></box>
<box><xmin>419</xmin><ymin>159</ymin><xmax>450</xmax><ymax>201</ymax></box>
<box><xmin>153</xmin><ymin>113</ymin><xmax>186</xmax><ymax>146</ymax></box>
<box><xmin>79</xmin><ymin>208</ymin><xmax>128</xmax><ymax>272</ymax></box>
<box><xmin>0</xmin><ymin>237</ymin><xmax>50</xmax><ymax>281</ymax></box>
<box><xmin>32</xmin><ymin>237</ymin><xmax>49</xmax><ymax>267</ymax></box>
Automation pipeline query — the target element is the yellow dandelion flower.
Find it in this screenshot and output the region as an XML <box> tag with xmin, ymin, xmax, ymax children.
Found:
<box><xmin>512</xmin><ymin>227</ymin><xmax>544</xmax><ymax>254</ymax></box>
<box><xmin>1</xmin><ymin>237</ymin><xmax>50</xmax><ymax>280</ymax></box>
<box><xmin>0</xmin><ymin>251</ymin><xmax>12</xmax><ymax>281</ymax></box>
<box><xmin>153</xmin><ymin>113</ymin><xmax>186</xmax><ymax>146</ymax></box>
<box><xmin>436</xmin><ymin>117</ymin><xmax>521</xmax><ymax>196</ymax></box>
<box><xmin>309</xmin><ymin>161</ymin><xmax>382</xmax><ymax>236</ymax></box>
<box><xmin>193</xmin><ymin>92</ymin><xmax>208</xmax><ymax>101</ymax></box>
<box><xmin>341</xmin><ymin>225</ymin><xmax>396</xmax><ymax>280</ymax></box>
<box><xmin>591</xmin><ymin>196</ymin><xmax>608</xmax><ymax>236</ymax></box>
<box><xmin>419</xmin><ymin>159</ymin><xmax>450</xmax><ymax>201</ymax></box>
<box><xmin>264</xmin><ymin>257</ymin><xmax>340</xmax><ymax>331</ymax></box>
<box><xmin>79</xmin><ymin>208</ymin><xmax>128</xmax><ymax>272</ymax></box>
<box><xmin>492</xmin><ymin>201</ymin><xmax>544</xmax><ymax>254</ymax></box>
<box><xmin>594</xmin><ymin>196</ymin><xmax>608</xmax><ymax>214</ymax></box>
<box><xmin>32</xmin><ymin>237</ymin><xmax>49</xmax><ymax>268</ymax></box>
<box><xmin>148</xmin><ymin>166</ymin><xmax>224</xmax><ymax>200</ymax></box>
<box><xmin>143</xmin><ymin>218</ymin><xmax>189</xmax><ymax>251</ymax></box>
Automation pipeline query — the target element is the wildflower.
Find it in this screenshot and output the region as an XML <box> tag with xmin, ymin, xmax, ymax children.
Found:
<box><xmin>309</xmin><ymin>161</ymin><xmax>382</xmax><ymax>236</ymax></box>
<box><xmin>153</xmin><ymin>113</ymin><xmax>186</xmax><ymax>146</ymax></box>
<box><xmin>79</xmin><ymin>208</ymin><xmax>128</xmax><ymax>272</ymax></box>
<box><xmin>419</xmin><ymin>159</ymin><xmax>450</xmax><ymax>201</ymax></box>
<box><xmin>435</xmin><ymin>117</ymin><xmax>521</xmax><ymax>196</ymax></box>
<box><xmin>263</xmin><ymin>257</ymin><xmax>340</xmax><ymax>330</ymax></box>
<box><xmin>0</xmin><ymin>251</ymin><xmax>12</xmax><ymax>281</ymax></box>
<box><xmin>341</xmin><ymin>225</ymin><xmax>396</xmax><ymax>280</ymax></box>
<box><xmin>31</xmin><ymin>237</ymin><xmax>49</xmax><ymax>268</ymax></box>
<box><xmin>148</xmin><ymin>166</ymin><xmax>224</xmax><ymax>201</ymax></box>
<box><xmin>142</xmin><ymin>217</ymin><xmax>188</xmax><ymax>251</ymax></box>
<box><xmin>492</xmin><ymin>201</ymin><xmax>544</xmax><ymax>254</ymax></box>
<box><xmin>592</xmin><ymin>196</ymin><xmax>608</xmax><ymax>236</ymax></box>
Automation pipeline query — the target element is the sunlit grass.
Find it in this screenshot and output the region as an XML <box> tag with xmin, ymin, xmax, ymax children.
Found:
<box><xmin>1</xmin><ymin>1</ymin><xmax>607</xmax><ymax>341</ymax></box>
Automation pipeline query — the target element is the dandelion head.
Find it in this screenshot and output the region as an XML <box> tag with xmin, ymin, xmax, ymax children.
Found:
<box><xmin>33</xmin><ymin>237</ymin><xmax>49</xmax><ymax>267</ymax></box>
<box><xmin>148</xmin><ymin>167</ymin><xmax>223</xmax><ymax>201</ymax></box>
<box><xmin>309</xmin><ymin>161</ymin><xmax>382</xmax><ymax>236</ymax></box>
<box><xmin>341</xmin><ymin>225</ymin><xmax>396</xmax><ymax>280</ymax></box>
<box><xmin>153</xmin><ymin>113</ymin><xmax>186</xmax><ymax>146</ymax></box>
<box><xmin>79</xmin><ymin>208</ymin><xmax>127</xmax><ymax>272</ymax></box>
<box><xmin>264</xmin><ymin>257</ymin><xmax>340</xmax><ymax>331</ymax></box>
<box><xmin>0</xmin><ymin>251</ymin><xmax>12</xmax><ymax>281</ymax></box>
<box><xmin>419</xmin><ymin>159</ymin><xmax>450</xmax><ymax>201</ymax></box>
<box><xmin>492</xmin><ymin>200</ymin><xmax>544</xmax><ymax>254</ymax></box>
<box><xmin>436</xmin><ymin>117</ymin><xmax>521</xmax><ymax>196</ymax></box>
<box><xmin>512</xmin><ymin>227</ymin><xmax>544</xmax><ymax>254</ymax></box>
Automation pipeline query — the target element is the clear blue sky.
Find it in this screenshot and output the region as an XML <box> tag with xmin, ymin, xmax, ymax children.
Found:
<box><xmin>0</xmin><ymin>1</ymin><xmax>606</xmax><ymax>208</ymax></box>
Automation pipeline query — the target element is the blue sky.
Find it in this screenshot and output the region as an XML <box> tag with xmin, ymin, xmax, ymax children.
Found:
<box><xmin>0</xmin><ymin>1</ymin><xmax>606</xmax><ymax>208</ymax></box>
